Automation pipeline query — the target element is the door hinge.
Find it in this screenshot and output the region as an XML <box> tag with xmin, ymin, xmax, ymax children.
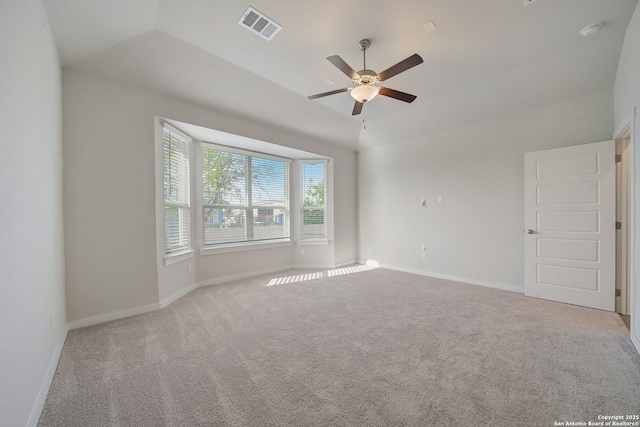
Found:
<box><xmin>615</xmin><ymin>154</ymin><xmax>622</xmax><ymax>163</ymax></box>
<box><xmin>616</xmin><ymin>221</ymin><xmax>622</xmax><ymax>230</ymax></box>
<box><xmin>616</xmin><ymin>289</ymin><xmax>621</xmax><ymax>297</ymax></box>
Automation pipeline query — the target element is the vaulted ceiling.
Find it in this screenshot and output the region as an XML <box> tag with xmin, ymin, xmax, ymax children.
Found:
<box><xmin>43</xmin><ymin>0</ymin><xmax>638</xmax><ymax>151</ymax></box>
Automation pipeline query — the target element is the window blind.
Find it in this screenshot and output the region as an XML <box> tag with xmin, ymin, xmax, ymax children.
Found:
<box><xmin>301</xmin><ymin>160</ymin><xmax>327</xmax><ymax>239</ymax></box>
<box><xmin>163</xmin><ymin>123</ymin><xmax>191</xmax><ymax>254</ymax></box>
<box><xmin>202</xmin><ymin>144</ymin><xmax>290</xmax><ymax>246</ymax></box>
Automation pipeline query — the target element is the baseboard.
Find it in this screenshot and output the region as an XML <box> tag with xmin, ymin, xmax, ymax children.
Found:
<box><xmin>68</xmin><ymin>302</ymin><xmax>161</xmax><ymax>330</ymax></box>
<box><xmin>293</xmin><ymin>260</ymin><xmax>359</xmax><ymax>270</ymax></box>
<box><xmin>333</xmin><ymin>259</ymin><xmax>359</xmax><ymax>268</ymax></box>
<box><xmin>197</xmin><ymin>261</ymin><xmax>361</xmax><ymax>288</ymax></box>
<box><xmin>67</xmin><ymin>261</ymin><xmax>357</xmax><ymax>329</ymax></box>
<box><xmin>632</xmin><ymin>327</ymin><xmax>640</xmax><ymax>355</ymax></box>
<box><xmin>364</xmin><ymin>261</ymin><xmax>524</xmax><ymax>294</ymax></box>
<box><xmin>68</xmin><ymin>262</ymin><xmax>523</xmax><ymax>329</ymax></box>
<box><xmin>27</xmin><ymin>325</ymin><xmax>69</xmax><ymax>427</ymax></box>
<box><xmin>294</xmin><ymin>264</ymin><xmax>345</xmax><ymax>270</ymax></box>
<box><xmin>160</xmin><ymin>283</ymin><xmax>197</xmax><ymax>309</ymax></box>
<box><xmin>197</xmin><ymin>265</ymin><xmax>294</xmax><ymax>288</ymax></box>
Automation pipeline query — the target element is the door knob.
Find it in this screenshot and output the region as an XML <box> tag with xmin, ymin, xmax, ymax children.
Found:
<box><xmin>527</xmin><ymin>229</ymin><xmax>535</xmax><ymax>234</ymax></box>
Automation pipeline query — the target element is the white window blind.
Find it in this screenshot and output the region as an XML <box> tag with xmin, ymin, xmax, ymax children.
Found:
<box><xmin>202</xmin><ymin>144</ymin><xmax>290</xmax><ymax>246</ymax></box>
<box><xmin>163</xmin><ymin>123</ymin><xmax>191</xmax><ymax>254</ymax></box>
<box><xmin>301</xmin><ymin>160</ymin><xmax>327</xmax><ymax>239</ymax></box>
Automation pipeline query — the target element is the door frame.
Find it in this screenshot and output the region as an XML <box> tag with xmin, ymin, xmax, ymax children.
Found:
<box><xmin>613</xmin><ymin>106</ymin><xmax>637</xmax><ymax>351</ymax></box>
<box><xmin>615</xmin><ymin>128</ymin><xmax>631</xmax><ymax>315</ymax></box>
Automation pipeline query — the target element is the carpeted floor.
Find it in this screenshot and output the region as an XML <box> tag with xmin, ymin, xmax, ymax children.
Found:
<box><xmin>39</xmin><ymin>267</ymin><xmax>640</xmax><ymax>426</ymax></box>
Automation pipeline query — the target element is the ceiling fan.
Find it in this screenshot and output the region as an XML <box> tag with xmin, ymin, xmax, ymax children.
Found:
<box><xmin>308</xmin><ymin>39</ymin><xmax>423</xmax><ymax>116</ymax></box>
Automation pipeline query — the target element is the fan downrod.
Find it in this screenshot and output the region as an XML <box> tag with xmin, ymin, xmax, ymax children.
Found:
<box><xmin>306</xmin><ymin>38</ymin><xmax>422</xmax><ymax>116</ymax></box>
<box><xmin>357</xmin><ymin>39</ymin><xmax>371</xmax><ymax>70</ymax></box>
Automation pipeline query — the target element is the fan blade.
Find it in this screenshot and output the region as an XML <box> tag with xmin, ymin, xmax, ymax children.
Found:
<box><xmin>352</xmin><ymin>101</ymin><xmax>364</xmax><ymax>115</ymax></box>
<box><xmin>307</xmin><ymin>88</ymin><xmax>349</xmax><ymax>100</ymax></box>
<box><xmin>377</xmin><ymin>54</ymin><xmax>423</xmax><ymax>81</ymax></box>
<box><xmin>379</xmin><ymin>87</ymin><xmax>417</xmax><ymax>103</ymax></box>
<box><xmin>327</xmin><ymin>55</ymin><xmax>359</xmax><ymax>80</ymax></box>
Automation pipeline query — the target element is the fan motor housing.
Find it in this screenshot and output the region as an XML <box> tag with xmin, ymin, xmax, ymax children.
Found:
<box><xmin>354</xmin><ymin>69</ymin><xmax>379</xmax><ymax>86</ymax></box>
<box><xmin>307</xmin><ymin>38</ymin><xmax>422</xmax><ymax>115</ymax></box>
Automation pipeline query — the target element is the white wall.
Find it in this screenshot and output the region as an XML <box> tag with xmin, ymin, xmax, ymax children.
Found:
<box><xmin>0</xmin><ymin>0</ymin><xmax>67</xmax><ymax>425</ymax></box>
<box><xmin>614</xmin><ymin>0</ymin><xmax>640</xmax><ymax>351</ymax></box>
<box><xmin>614</xmin><ymin>2</ymin><xmax>640</xmax><ymax>124</ymax></box>
<box><xmin>63</xmin><ymin>69</ymin><xmax>357</xmax><ymax>324</ymax></box>
<box><xmin>358</xmin><ymin>89</ymin><xmax>613</xmax><ymax>291</ymax></box>
<box><xmin>63</xmin><ymin>71</ymin><xmax>161</xmax><ymax>323</ymax></box>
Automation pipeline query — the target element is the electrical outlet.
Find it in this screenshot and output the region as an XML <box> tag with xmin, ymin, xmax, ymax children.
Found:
<box><xmin>187</xmin><ymin>263</ymin><xmax>192</xmax><ymax>272</ymax></box>
<box><xmin>421</xmin><ymin>252</ymin><xmax>427</xmax><ymax>260</ymax></box>
<box><xmin>301</xmin><ymin>248</ymin><xmax>305</xmax><ymax>255</ymax></box>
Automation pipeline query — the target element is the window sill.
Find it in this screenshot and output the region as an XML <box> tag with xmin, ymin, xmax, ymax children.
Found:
<box><xmin>299</xmin><ymin>239</ymin><xmax>330</xmax><ymax>246</ymax></box>
<box><xmin>164</xmin><ymin>250</ymin><xmax>194</xmax><ymax>266</ymax></box>
<box><xmin>200</xmin><ymin>239</ymin><xmax>292</xmax><ymax>256</ymax></box>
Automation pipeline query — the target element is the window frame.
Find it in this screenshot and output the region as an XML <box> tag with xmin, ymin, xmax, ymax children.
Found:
<box><xmin>200</xmin><ymin>142</ymin><xmax>292</xmax><ymax>250</ymax></box>
<box><xmin>156</xmin><ymin>118</ymin><xmax>334</xmax><ymax>263</ymax></box>
<box><xmin>162</xmin><ymin>122</ymin><xmax>192</xmax><ymax>256</ymax></box>
<box><xmin>300</xmin><ymin>159</ymin><xmax>328</xmax><ymax>242</ymax></box>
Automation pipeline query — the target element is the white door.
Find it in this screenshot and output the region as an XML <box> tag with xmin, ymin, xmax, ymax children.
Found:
<box><xmin>524</xmin><ymin>140</ymin><xmax>616</xmax><ymax>311</ymax></box>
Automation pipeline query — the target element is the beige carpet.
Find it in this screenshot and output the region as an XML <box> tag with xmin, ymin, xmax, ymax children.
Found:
<box><xmin>39</xmin><ymin>267</ymin><xmax>640</xmax><ymax>426</ymax></box>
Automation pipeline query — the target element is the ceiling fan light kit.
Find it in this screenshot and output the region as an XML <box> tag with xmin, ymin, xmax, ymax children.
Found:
<box><xmin>308</xmin><ymin>39</ymin><xmax>423</xmax><ymax>115</ymax></box>
<box><xmin>350</xmin><ymin>85</ymin><xmax>380</xmax><ymax>103</ymax></box>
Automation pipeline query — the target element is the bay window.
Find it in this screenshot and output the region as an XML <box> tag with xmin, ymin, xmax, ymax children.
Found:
<box><xmin>202</xmin><ymin>144</ymin><xmax>290</xmax><ymax>246</ymax></box>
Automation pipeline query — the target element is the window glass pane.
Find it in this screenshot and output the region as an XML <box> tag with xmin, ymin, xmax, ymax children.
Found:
<box><xmin>301</xmin><ymin>162</ymin><xmax>326</xmax><ymax>239</ymax></box>
<box><xmin>302</xmin><ymin>208</ymin><xmax>325</xmax><ymax>237</ymax></box>
<box><xmin>204</xmin><ymin>207</ymin><xmax>247</xmax><ymax>245</ymax></box>
<box><xmin>165</xmin><ymin>206</ymin><xmax>180</xmax><ymax>248</ymax></box>
<box><xmin>163</xmin><ymin>125</ymin><xmax>190</xmax><ymax>254</ymax></box>
<box><xmin>251</xmin><ymin>157</ymin><xmax>287</xmax><ymax>204</ymax></box>
<box><xmin>253</xmin><ymin>207</ymin><xmax>288</xmax><ymax>240</ymax></box>
<box><xmin>202</xmin><ymin>145</ymin><xmax>290</xmax><ymax>246</ymax></box>
<box><xmin>302</xmin><ymin>163</ymin><xmax>325</xmax><ymax>207</ymax></box>
<box><xmin>303</xmin><ymin>208</ymin><xmax>324</xmax><ymax>225</ymax></box>
<box><xmin>202</xmin><ymin>149</ymin><xmax>246</xmax><ymax>206</ymax></box>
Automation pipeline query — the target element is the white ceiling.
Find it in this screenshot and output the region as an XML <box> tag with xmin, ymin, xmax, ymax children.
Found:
<box><xmin>43</xmin><ymin>0</ymin><xmax>638</xmax><ymax>151</ymax></box>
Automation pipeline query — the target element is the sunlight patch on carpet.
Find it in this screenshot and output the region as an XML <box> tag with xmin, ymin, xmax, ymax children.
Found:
<box><xmin>327</xmin><ymin>264</ymin><xmax>378</xmax><ymax>277</ymax></box>
<box><xmin>267</xmin><ymin>272</ymin><xmax>324</xmax><ymax>286</ymax></box>
<box><xmin>266</xmin><ymin>263</ymin><xmax>378</xmax><ymax>287</ymax></box>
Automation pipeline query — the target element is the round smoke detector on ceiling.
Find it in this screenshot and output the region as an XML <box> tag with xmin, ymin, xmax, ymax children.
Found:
<box><xmin>580</xmin><ymin>23</ymin><xmax>602</xmax><ymax>36</ymax></box>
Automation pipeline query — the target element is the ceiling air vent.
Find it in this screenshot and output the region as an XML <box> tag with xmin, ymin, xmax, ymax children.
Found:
<box><xmin>238</xmin><ymin>7</ymin><xmax>282</xmax><ymax>41</ymax></box>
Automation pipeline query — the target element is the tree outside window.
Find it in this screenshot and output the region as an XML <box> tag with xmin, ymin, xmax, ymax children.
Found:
<box><xmin>301</xmin><ymin>161</ymin><xmax>327</xmax><ymax>239</ymax></box>
<box><xmin>202</xmin><ymin>145</ymin><xmax>290</xmax><ymax>245</ymax></box>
